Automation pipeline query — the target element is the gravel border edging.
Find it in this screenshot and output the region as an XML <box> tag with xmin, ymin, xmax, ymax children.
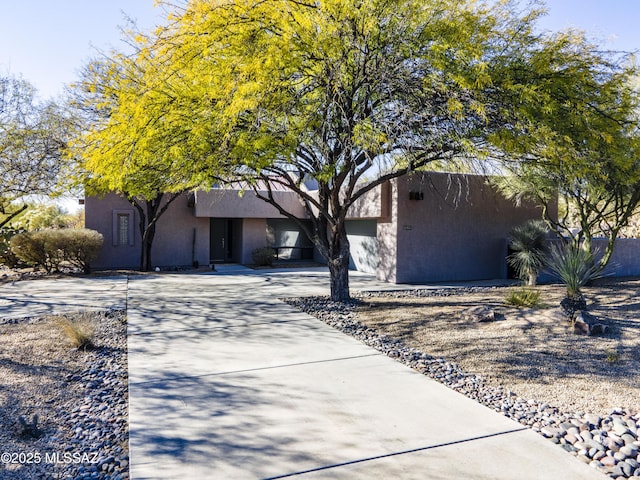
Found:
<box><xmin>285</xmin><ymin>291</ymin><xmax>640</xmax><ymax>480</ymax></box>
<box><xmin>0</xmin><ymin>309</ymin><xmax>129</xmax><ymax>480</ymax></box>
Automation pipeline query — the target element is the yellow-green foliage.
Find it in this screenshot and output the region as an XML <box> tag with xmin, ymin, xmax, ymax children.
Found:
<box><xmin>71</xmin><ymin>0</ymin><xmax>597</xmax><ymax>193</ymax></box>
<box><xmin>53</xmin><ymin>313</ymin><xmax>95</xmax><ymax>350</ymax></box>
<box><xmin>606</xmin><ymin>349</ymin><xmax>620</xmax><ymax>364</ymax></box>
<box><xmin>11</xmin><ymin>204</ymin><xmax>78</xmax><ymax>231</ymax></box>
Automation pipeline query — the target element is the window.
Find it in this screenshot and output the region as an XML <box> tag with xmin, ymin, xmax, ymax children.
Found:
<box><xmin>117</xmin><ymin>214</ymin><xmax>129</xmax><ymax>246</ymax></box>
<box><xmin>112</xmin><ymin>210</ymin><xmax>134</xmax><ymax>246</ymax></box>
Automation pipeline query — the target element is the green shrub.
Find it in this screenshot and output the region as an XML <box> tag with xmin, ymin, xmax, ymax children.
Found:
<box><xmin>505</xmin><ymin>288</ymin><xmax>542</xmax><ymax>308</ymax></box>
<box><xmin>252</xmin><ymin>246</ymin><xmax>276</xmax><ymax>266</ymax></box>
<box><xmin>10</xmin><ymin>228</ymin><xmax>103</xmax><ymax>273</ymax></box>
<box><xmin>10</xmin><ymin>231</ymin><xmax>49</xmax><ymax>271</ymax></box>
<box><xmin>59</xmin><ymin>229</ymin><xmax>104</xmax><ymax>274</ymax></box>
<box><xmin>507</xmin><ymin>220</ymin><xmax>549</xmax><ymax>286</ymax></box>
<box><xmin>606</xmin><ymin>349</ymin><xmax>620</xmax><ymax>364</ymax></box>
<box><xmin>546</xmin><ymin>242</ymin><xmax>603</xmax><ymax>316</ymax></box>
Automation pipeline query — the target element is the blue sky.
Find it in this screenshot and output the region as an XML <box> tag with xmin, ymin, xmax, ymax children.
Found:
<box><xmin>0</xmin><ymin>0</ymin><xmax>639</xmax><ymax>100</ymax></box>
<box><xmin>538</xmin><ymin>0</ymin><xmax>639</xmax><ymax>52</ymax></box>
<box><xmin>0</xmin><ymin>0</ymin><xmax>164</xmax><ymax>98</ymax></box>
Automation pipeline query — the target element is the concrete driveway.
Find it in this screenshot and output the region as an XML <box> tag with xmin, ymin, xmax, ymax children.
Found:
<box><xmin>125</xmin><ymin>268</ymin><xmax>607</xmax><ymax>480</ymax></box>
<box><xmin>0</xmin><ymin>268</ymin><xmax>607</xmax><ymax>479</ymax></box>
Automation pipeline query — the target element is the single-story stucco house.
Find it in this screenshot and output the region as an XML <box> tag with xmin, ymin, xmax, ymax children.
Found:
<box><xmin>84</xmin><ymin>171</ymin><xmax>564</xmax><ymax>283</ymax></box>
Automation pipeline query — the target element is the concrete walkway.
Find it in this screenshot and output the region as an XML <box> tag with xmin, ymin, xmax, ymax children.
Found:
<box><xmin>0</xmin><ymin>275</ymin><xmax>128</xmax><ymax>318</ymax></box>
<box><xmin>124</xmin><ymin>268</ymin><xmax>607</xmax><ymax>480</ymax></box>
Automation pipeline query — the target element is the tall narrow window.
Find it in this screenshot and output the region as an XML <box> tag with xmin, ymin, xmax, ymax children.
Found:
<box><xmin>117</xmin><ymin>214</ymin><xmax>129</xmax><ymax>246</ymax></box>
<box><xmin>112</xmin><ymin>209</ymin><xmax>134</xmax><ymax>246</ymax></box>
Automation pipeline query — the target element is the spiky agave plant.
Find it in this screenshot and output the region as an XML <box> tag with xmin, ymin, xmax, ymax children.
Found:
<box><xmin>507</xmin><ymin>220</ymin><xmax>549</xmax><ymax>286</ymax></box>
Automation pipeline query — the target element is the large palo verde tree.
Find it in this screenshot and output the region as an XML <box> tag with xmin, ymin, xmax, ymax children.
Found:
<box><xmin>83</xmin><ymin>0</ymin><xmax>637</xmax><ymax>299</ymax></box>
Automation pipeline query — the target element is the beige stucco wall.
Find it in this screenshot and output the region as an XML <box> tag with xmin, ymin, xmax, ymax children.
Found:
<box><xmin>194</xmin><ymin>189</ymin><xmax>306</xmax><ymax>219</ymax></box>
<box><xmin>348</xmin><ymin>183</ymin><xmax>390</xmax><ymax>220</ymax></box>
<box><xmin>346</xmin><ymin>220</ymin><xmax>378</xmax><ymax>274</ymax></box>
<box><xmin>86</xmin><ymin>173</ymin><xmax>561</xmax><ymax>279</ymax></box>
<box><xmin>86</xmin><ymin>191</ymin><xmax>317</xmax><ymax>269</ymax></box>
<box><xmin>85</xmin><ymin>193</ymin><xmax>140</xmax><ymax>269</ymax></box>
<box><xmin>240</xmin><ymin>218</ymin><xmax>268</xmax><ymax>264</ymax></box>
<box><xmin>375</xmin><ymin>181</ymin><xmax>399</xmax><ymax>282</ymax></box>
<box><xmin>379</xmin><ymin>173</ymin><xmax>552</xmax><ymax>284</ymax></box>
<box><xmin>85</xmin><ymin>192</ymin><xmax>208</xmax><ymax>270</ymax></box>
<box><xmin>593</xmin><ymin>238</ymin><xmax>640</xmax><ymax>277</ymax></box>
<box><xmin>152</xmin><ymin>195</ymin><xmax>209</xmax><ymax>268</ymax></box>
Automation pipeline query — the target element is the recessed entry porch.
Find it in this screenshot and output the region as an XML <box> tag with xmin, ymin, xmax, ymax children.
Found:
<box><xmin>208</xmin><ymin>217</ymin><xmax>318</xmax><ymax>265</ymax></box>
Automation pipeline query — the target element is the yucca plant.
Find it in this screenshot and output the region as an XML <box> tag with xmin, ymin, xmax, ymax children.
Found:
<box><xmin>507</xmin><ymin>220</ymin><xmax>549</xmax><ymax>286</ymax></box>
<box><xmin>546</xmin><ymin>242</ymin><xmax>602</xmax><ymax>316</ymax></box>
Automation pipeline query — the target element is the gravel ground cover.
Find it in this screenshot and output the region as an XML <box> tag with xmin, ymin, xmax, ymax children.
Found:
<box><xmin>286</xmin><ymin>279</ymin><xmax>640</xmax><ymax>479</ymax></box>
<box><xmin>355</xmin><ymin>282</ymin><xmax>640</xmax><ymax>414</ymax></box>
<box><xmin>0</xmin><ymin>309</ymin><xmax>129</xmax><ymax>480</ymax></box>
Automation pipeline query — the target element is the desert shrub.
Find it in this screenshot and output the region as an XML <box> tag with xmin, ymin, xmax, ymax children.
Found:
<box><xmin>0</xmin><ymin>227</ymin><xmax>26</xmax><ymax>268</ymax></box>
<box><xmin>505</xmin><ymin>288</ymin><xmax>542</xmax><ymax>308</ymax></box>
<box><xmin>18</xmin><ymin>414</ymin><xmax>41</xmax><ymax>438</ymax></box>
<box><xmin>546</xmin><ymin>242</ymin><xmax>602</xmax><ymax>297</ymax></box>
<box><xmin>252</xmin><ymin>246</ymin><xmax>276</xmax><ymax>266</ymax></box>
<box><xmin>10</xmin><ymin>231</ymin><xmax>50</xmax><ymax>271</ymax></box>
<box><xmin>605</xmin><ymin>349</ymin><xmax>620</xmax><ymax>364</ymax></box>
<box><xmin>507</xmin><ymin>220</ymin><xmax>549</xmax><ymax>286</ymax></box>
<box><xmin>53</xmin><ymin>312</ymin><xmax>95</xmax><ymax>350</ymax></box>
<box><xmin>60</xmin><ymin>229</ymin><xmax>103</xmax><ymax>273</ymax></box>
<box><xmin>10</xmin><ymin>228</ymin><xmax>103</xmax><ymax>273</ymax></box>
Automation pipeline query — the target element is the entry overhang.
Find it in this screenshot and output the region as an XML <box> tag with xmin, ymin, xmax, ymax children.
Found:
<box><xmin>194</xmin><ymin>189</ymin><xmax>308</xmax><ymax>218</ymax></box>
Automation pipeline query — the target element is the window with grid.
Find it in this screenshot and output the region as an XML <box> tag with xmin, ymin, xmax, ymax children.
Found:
<box><xmin>112</xmin><ymin>209</ymin><xmax>134</xmax><ymax>246</ymax></box>
<box><xmin>117</xmin><ymin>214</ymin><xmax>129</xmax><ymax>246</ymax></box>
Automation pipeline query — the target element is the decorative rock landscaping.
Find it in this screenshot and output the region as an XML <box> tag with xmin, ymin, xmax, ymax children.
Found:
<box><xmin>0</xmin><ymin>309</ymin><xmax>129</xmax><ymax>480</ymax></box>
<box><xmin>286</xmin><ymin>291</ymin><xmax>640</xmax><ymax>479</ymax></box>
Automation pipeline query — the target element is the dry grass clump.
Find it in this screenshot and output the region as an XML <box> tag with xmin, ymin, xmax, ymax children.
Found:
<box><xmin>52</xmin><ymin>312</ymin><xmax>96</xmax><ymax>350</ymax></box>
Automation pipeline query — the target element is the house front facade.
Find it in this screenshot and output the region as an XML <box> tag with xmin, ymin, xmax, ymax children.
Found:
<box><xmin>85</xmin><ymin>172</ymin><xmax>553</xmax><ymax>283</ymax></box>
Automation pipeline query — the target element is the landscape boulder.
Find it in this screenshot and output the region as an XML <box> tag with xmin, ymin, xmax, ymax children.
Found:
<box><xmin>573</xmin><ymin>311</ymin><xmax>609</xmax><ymax>336</ymax></box>
<box><xmin>463</xmin><ymin>306</ymin><xmax>496</xmax><ymax>323</ymax></box>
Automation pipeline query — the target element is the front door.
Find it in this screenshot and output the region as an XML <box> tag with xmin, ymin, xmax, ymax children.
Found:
<box><xmin>210</xmin><ymin>218</ymin><xmax>233</xmax><ymax>263</ymax></box>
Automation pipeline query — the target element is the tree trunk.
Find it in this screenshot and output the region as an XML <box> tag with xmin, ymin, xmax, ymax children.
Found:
<box><xmin>0</xmin><ymin>204</ymin><xmax>28</xmax><ymax>229</ymax></box>
<box><xmin>134</xmin><ymin>199</ymin><xmax>158</xmax><ymax>272</ymax></box>
<box><xmin>327</xmin><ymin>233</ymin><xmax>351</xmax><ymax>302</ymax></box>
<box><xmin>140</xmin><ymin>225</ymin><xmax>156</xmax><ymax>271</ymax></box>
<box><xmin>129</xmin><ymin>193</ymin><xmax>182</xmax><ymax>272</ymax></box>
<box><xmin>599</xmin><ymin>233</ymin><xmax>618</xmax><ymax>273</ymax></box>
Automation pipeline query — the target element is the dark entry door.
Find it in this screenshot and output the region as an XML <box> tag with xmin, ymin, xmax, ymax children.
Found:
<box><xmin>210</xmin><ymin>218</ymin><xmax>232</xmax><ymax>263</ymax></box>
